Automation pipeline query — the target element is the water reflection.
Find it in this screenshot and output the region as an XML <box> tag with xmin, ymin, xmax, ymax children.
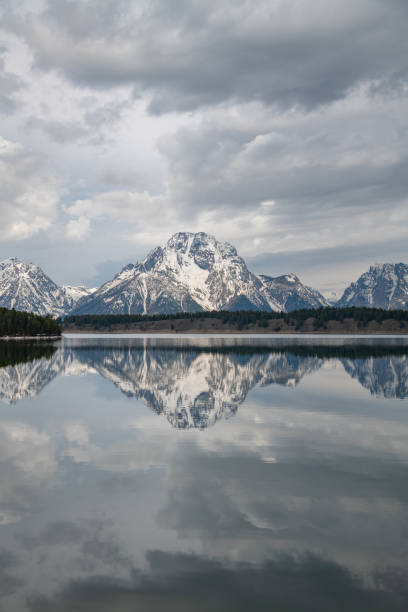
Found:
<box><xmin>0</xmin><ymin>338</ymin><xmax>408</xmax><ymax>413</ymax></box>
<box><xmin>25</xmin><ymin>550</ymin><xmax>408</xmax><ymax>612</ymax></box>
<box><xmin>0</xmin><ymin>336</ymin><xmax>407</xmax><ymax>611</ymax></box>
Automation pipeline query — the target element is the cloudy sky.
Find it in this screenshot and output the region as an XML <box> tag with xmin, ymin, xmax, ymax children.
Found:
<box><xmin>0</xmin><ymin>0</ymin><xmax>407</xmax><ymax>296</ymax></box>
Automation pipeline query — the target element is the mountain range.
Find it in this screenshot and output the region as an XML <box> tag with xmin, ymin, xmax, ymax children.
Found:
<box><xmin>0</xmin><ymin>233</ymin><xmax>407</xmax><ymax>317</ymax></box>
<box><xmin>0</xmin><ymin>257</ymin><xmax>95</xmax><ymax>317</ymax></box>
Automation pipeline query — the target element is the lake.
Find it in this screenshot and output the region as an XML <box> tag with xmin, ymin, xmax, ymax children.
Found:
<box><xmin>0</xmin><ymin>334</ymin><xmax>408</xmax><ymax>611</ymax></box>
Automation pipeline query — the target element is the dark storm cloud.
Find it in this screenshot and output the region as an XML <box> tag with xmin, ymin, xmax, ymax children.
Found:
<box><xmin>19</xmin><ymin>0</ymin><xmax>408</xmax><ymax>113</ymax></box>
<box><xmin>26</xmin><ymin>550</ymin><xmax>408</xmax><ymax>612</ymax></box>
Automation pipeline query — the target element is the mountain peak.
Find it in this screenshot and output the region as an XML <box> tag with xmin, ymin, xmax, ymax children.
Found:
<box><xmin>165</xmin><ymin>231</ymin><xmax>237</xmax><ymax>258</ymax></box>
<box><xmin>0</xmin><ymin>257</ymin><xmax>43</xmax><ymax>272</ymax></box>
<box><xmin>72</xmin><ymin>232</ymin><xmax>328</xmax><ymax>315</ymax></box>
<box><xmin>337</xmin><ymin>263</ymin><xmax>408</xmax><ymax>309</ymax></box>
<box><xmin>0</xmin><ymin>258</ymin><xmax>93</xmax><ymax>317</ymax></box>
<box><xmin>369</xmin><ymin>262</ymin><xmax>407</xmax><ymax>274</ymax></box>
<box><xmin>1</xmin><ymin>256</ymin><xmax>22</xmax><ymax>265</ymax></box>
<box><xmin>258</xmin><ymin>272</ymin><xmax>328</xmax><ymax>311</ymax></box>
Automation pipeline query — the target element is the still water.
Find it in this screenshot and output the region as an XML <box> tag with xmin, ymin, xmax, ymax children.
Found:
<box><xmin>0</xmin><ymin>334</ymin><xmax>408</xmax><ymax>611</ymax></box>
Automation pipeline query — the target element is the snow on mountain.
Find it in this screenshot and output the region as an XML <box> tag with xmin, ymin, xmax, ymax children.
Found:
<box><xmin>258</xmin><ymin>273</ymin><xmax>329</xmax><ymax>312</ymax></box>
<box><xmin>73</xmin><ymin>232</ymin><xmax>279</xmax><ymax>315</ymax></box>
<box><xmin>336</xmin><ymin>263</ymin><xmax>408</xmax><ymax>310</ymax></box>
<box><xmin>9</xmin><ymin>238</ymin><xmax>406</xmax><ymax>318</ymax></box>
<box><xmin>60</xmin><ymin>285</ymin><xmax>97</xmax><ymax>311</ymax></box>
<box><xmin>0</xmin><ymin>258</ymin><xmax>94</xmax><ymax>317</ymax></box>
<box><xmin>0</xmin><ymin>257</ymin><xmax>70</xmax><ymax>317</ymax></box>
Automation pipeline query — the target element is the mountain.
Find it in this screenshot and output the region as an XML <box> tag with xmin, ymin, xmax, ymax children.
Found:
<box><xmin>60</xmin><ymin>285</ymin><xmax>96</xmax><ymax>311</ymax></box>
<box><xmin>72</xmin><ymin>232</ymin><xmax>324</xmax><ymax>315</ymax></box>
<box><xmin>336</xmin><ymin>263</ymin><xmax>408</xmax><ymax>310</ymax></box>
<box><xmin>73</xmin><ymin>232</ymin><xmax>277</xmax><ymax>314</ymax></box>
<box><xmin>258</xmin><ymin>273</ymin><xmax>329</xmax><ymax>311</ymax></box>
<box><xmin>0</xmin><ymin>257</ymin><xmax>70</xmax><ymax>317</ymax></box>
<box><xmin>0</xmin><ymin>258</ymin><xmax>94</xmax><ymax>317</ymax></box>
<box><xmin>9</xmin><ymin>237</ymin><xmax>406</xmax><ymax>317</ymax></box>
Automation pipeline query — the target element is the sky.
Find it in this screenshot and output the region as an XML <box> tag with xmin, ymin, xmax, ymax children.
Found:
<box><xmin>0</xmin><ymin>0</ymin><xmax>407</xmax><ymax>297</ymax></box>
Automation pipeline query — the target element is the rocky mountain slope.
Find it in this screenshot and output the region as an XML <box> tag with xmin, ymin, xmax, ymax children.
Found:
<box><xmin>3</xmin><ymin>238</ymin><xmax>407</xmax><ymax>317</ymax></box>
<box><xmin>72</xmin><ymin>232</ymin><xmax>326</xmax><ymax>315</ymax></box>
<box><xmin>336</xmin><ymin>263</ymin><xmax>408</xmax><ymax>310</ymax></box>
<box><xmin>0</xmin><ymin>258</ymin><xmax>94</xmax><ymax>317</ymax></box>
<box><xmin>0</xmin><ymin>257</ymin><xmax>70</xmax><ymax>317</ymax></box>
<box><xmin>60</xmin><ymin>285</ymin><xmax>96</xmax><ymax>312</ymax></box>
<box><xmin>258</xmin><ymin>273</ymin><xmax>329</xmax><ymax>311</ymax></box>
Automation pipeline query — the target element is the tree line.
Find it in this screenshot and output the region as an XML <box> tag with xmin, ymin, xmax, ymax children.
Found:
<box><xmin>62</xmin><ymin>306</ymin><xmax>408</xmax><ymax>330</ymax></box>
<box><xmin>0</xmin><ymin>307</ymin><xmax>61</xmax><ymax>337</ymax></box>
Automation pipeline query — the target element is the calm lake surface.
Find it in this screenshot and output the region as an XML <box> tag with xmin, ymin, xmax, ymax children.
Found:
<box><xmin>0</xmin><ymin>334</ymin><xmax>408</xmax><ymax>611</ymax></box>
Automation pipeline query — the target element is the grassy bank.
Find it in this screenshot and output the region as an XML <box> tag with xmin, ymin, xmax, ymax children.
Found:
<box><xmin>62</xmin><ymin>307</ymin><xmax>408</xmax><ymax>334</ymax></box>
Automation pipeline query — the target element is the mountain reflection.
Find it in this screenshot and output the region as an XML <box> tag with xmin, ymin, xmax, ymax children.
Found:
<box><xmin>0</xmin><ymin>342</ymin><xmax>58</xmax><ymax>403</ymax></box>
<box><xmin>0</xmin><ymin>339</ymin><xmax>408</xmax><ymax>421</ymax></box>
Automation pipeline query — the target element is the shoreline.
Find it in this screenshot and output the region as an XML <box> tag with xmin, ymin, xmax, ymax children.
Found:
<box><xmin>62</xmin><ymin>328</ymin><xmax>408</xmax><ymax>336</ymax></box>
<box><xmin>0</xmin><ymin>335</ymin><xmax>61</xmax><ymax>340</ymax></box>
<box><xmin>62</xmin><ymin>309</ymin><xmax>408</xmax><ymax>336</ymax></box>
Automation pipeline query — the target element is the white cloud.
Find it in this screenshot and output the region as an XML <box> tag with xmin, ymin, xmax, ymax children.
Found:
<box><xmin>0</xmin><ymin>0</ymin><xmax>407</xmax><ymax>287</ymax></box>
<box><xmin>64</xmin><ymin>422</ymin><xmax>89</xmax><ymax>445</ymax></box>
<box><xmin>0</xmin><ymin>420</ymin><xmax>57</xmax><ymax>523</ymax></box>
<box><xmin>0</xmin><ymin>135</ymin><xmax>61</xmax><ymax>241</ymax></box>
<box><xmin>65</xmin><ymin>215</ymin><xmax>91</xmax><ymax>241</ymax></box>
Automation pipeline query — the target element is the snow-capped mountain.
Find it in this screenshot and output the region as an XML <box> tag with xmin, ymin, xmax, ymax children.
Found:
<box><xmin>6</xmin><ymin>237</ymin><xmax>406</xmax><ymax>317</ymax></box>
<box><xmin>0</xmin><ymin>257</ymin><xmax>70</xmax><ymax>317</ymax></box>
<box><xmin>73</xmin><ymin>232</ymin><xmax>277</xmax><ymax>314</ymax></box>
<box><xmin>60</xmin><ymin>285</ymin><xmax>96</xmax><ymax>311</ymax></box>
<box><xmin>72</xmin><ymin>232</ymin><xmax>324</xmax><ymax>315</ymax></box>
<box><xmin>0</xmin><ymin>258</ymin><xmax>94</xmax><ymax>317</ymax></box>
<box><xmin>336</xmin><ymin>263</ymin><xmax>408</xmax><ymax>310</ymax></box>
<box><xmin>258</xmin><ymin>273</ymin><xmax>329</xmax><ymax>311</ymax></box>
